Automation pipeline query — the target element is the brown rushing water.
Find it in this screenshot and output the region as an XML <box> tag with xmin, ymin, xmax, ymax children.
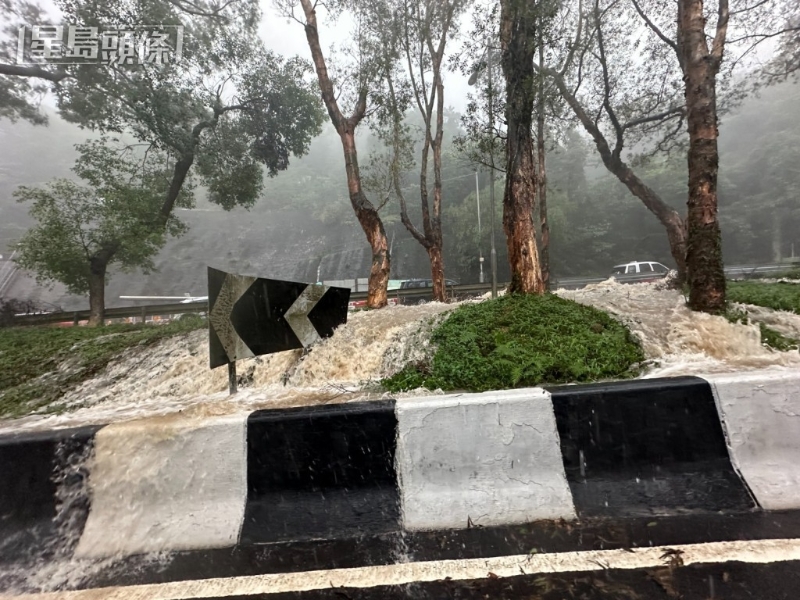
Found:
<box><xmin>1</xmin><ymin>280</ymin><xmax>798</xmax><ymax>433</ymax></box>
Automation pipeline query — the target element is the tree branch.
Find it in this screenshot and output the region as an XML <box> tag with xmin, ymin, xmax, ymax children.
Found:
<box><xmin>622</xmin><ymin>105</ymin><xmax>685</xmax><ymax>130</ymax></box>
<box><xmin>711</xmin><ymin>0</ymin><xmax>729</xmax><ymax>66</ymax></box>
<box><xmin>0</xmin><ymin>63</ymin><xmax>70</xmax><ymax>83</ymax></box>
<box><xmin>631</xmin><ymin>0</ymin><xmax>678</xmax><ymax>54</ymax></box>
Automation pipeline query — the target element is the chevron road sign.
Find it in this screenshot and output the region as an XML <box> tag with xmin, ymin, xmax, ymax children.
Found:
<box><xmin>207</xmin><ymin>267</ymin><xmax>350</xmax><ymax>370</ymax></box>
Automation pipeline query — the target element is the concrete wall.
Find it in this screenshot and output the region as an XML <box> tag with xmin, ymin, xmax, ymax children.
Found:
<box><xmin>2</xmin><ymin>371</ymin><xmax>799</xmax><ymax>564</ymax></box>
<box><xmin>76</xmin><ymin>414</ymin><xmax>248</xmax><ymax>557</ymax></box>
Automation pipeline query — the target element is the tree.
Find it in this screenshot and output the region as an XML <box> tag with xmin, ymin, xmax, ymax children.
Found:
<box><xmin>533</xmin><ymin>0</ymin><xmax>689</xmax><ymax>281</ymax></box>
<box><xmin>50</xmin><ymin>5</ymin><xmax>323</xmax><ymax>230</ymax></box>
<box><xmin>674</xmin><ymin>0</ymin><xmax>728</xmax><ymax>311</ymax></box>
<box><xmin>0</xmin><ymin>0</ymin><xmax>261</xmax><ymax>124</ymax></box>
<box><xmin>2</xmin><ymin>0</ymin><xmax>324</xmax><ymax>254</ymax></box>
<box><xmin>499</xmin><ymin>0</ymin><xmax>545</xmax><ymax>294</ymax></box>
<box><xmin>276</xmin><ymin>0</ymin><xmax>394</xmax><ymax>308</ymax></box>
<box><xmin>533</xmin><ymin>0</ymin><xmax>564</xmax><ymax>290</ymax></box>
<box><xmin>15</xmin><ymin>140</ymin><xmax>186</xmax><ymax>325</ymax></box>
<box><xmin>631</xmin><ymin>0</ymin><xmax>800</xmax><ymax>311</ymax></box>
<box><xmin>371</xmin><ymin>0</ymin><xmax>462</xmax><ymax>302</ymax></box>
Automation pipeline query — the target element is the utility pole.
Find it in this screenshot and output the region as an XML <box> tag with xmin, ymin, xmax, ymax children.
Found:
<box><xmin>487</xmin><ymin>45</ymin><xmax>498</xmax><ymax>299</ymax></box>
<box><xmin>475</xmin><ymin>171</ymin><xmax>484</xmax><ymax>283</ymax></box>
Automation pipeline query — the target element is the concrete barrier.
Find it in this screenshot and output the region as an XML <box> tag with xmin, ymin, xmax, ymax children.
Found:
<box><xmin>0</xmin><ymin>371</ymin><xmax>797</xmax><ymax>564</ymax></box>
<box><xmin>708</xmin><ymin>371</ymin><xmax>800</xmax><ymax>510</ymax></box>
<box><xmin>75</xmin><ymin>414</ymin><xmax>248</xmax><ymax>557</ymax></box>
<box><xmin>546</xmin><ymin>377</ymin><xmax>755</xmax><ymax>517</ymax></box>
<box><xmin>396</xmin><ymin>388</ymin><xmax>575</xmax><ymax>530</ymax></box>
<box><xmin>0</xmin><ymin>426</ymin><xmax>98</xmax><ymax>561</ymax></box>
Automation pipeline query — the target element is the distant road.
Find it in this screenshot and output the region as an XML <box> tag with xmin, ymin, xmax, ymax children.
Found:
<box><xmin>551</xmin><ymin>262</ymin><xmax>796</xmax><ymax>291</ymax></box>
<box><xmin>7</xmin><ymin>262</ymin><xmax>796</xmax><ymax>326</ymax></box>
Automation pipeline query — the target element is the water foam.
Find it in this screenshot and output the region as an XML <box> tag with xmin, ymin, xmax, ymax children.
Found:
<box><xmin>0</xmin><ymin>303</ymin><xmax>458</xmax><ymax>433</ymax></box>
<box><xmin>556</xmin><ymin>279</ymin><xmax>800</xmax><ymax>377</ymax></box>
<box><xmin>1</xmin><ymin>284</ymin><xmax>798</xmax><ymax>433</ymax></box>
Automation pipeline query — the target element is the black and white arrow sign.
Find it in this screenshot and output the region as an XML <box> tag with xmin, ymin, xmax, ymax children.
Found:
<box><xmin>208</xmin><ymin>267</ymin><xmax>350</xmax><ymax>369</ymax></box>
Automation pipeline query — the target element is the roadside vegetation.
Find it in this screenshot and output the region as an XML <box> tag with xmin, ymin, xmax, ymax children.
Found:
<box><xmin>0</xmin><ymin>316</ymin><xmax>205</xmax><ymax>419</ymax></box>
<box><xmin>724</xmin><ymin>281</ymin><xmax>800</xmax><ymax>352</ymax></box>
<box><xmin>727</xmin><ymin>281</ymin><xmax>800</xmax><ymax>314</ymax></box>
<box><xmin>382</xmin><ymin>294</ymin><xmax>645</xmax><ymax>393</ymax></box>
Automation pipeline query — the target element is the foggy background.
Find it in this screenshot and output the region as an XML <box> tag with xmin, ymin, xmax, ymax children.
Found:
<box><xmin>0</xmin><ymin>1</ymin><xmax>798</xmax><ymax>310</ymax></box>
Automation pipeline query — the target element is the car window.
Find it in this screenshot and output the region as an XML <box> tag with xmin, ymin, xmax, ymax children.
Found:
<box><xmin>612</xmin><ymin>266</ymin><xmax>625</xmax><ymax>275</ymax></box>
<box><xmin>652</xmin><ymin>263</ymin><xmax>668</xmax><ymax>273</ymax></box>
<box><xmin>641</xmin><ymin>263</ymin><xmax>654</xmax><ymax>272</ymax></box>
<box><xmin>626</xmin><ymin>264</ymin><xmax>638</xmax><ymax>274</ymax></box>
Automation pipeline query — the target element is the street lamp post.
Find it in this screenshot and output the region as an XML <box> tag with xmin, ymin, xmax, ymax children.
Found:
<box><xmin>475</xmin><ymin>171</ymin><xmax>484</xmax><ymax>283</ymax></box>
<box><xmin>469</xmin><ymin>43</ymin><xmax>499</xmax><ymax>299</ymax></box>
<box><xmin>487</xmin><ymin>45</ymin><xmax>498</xmax><ymax>300</ymax></box>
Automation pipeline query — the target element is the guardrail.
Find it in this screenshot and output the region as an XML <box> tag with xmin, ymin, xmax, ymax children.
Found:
<box><xmin>9</xmin><ymin>301</ymin><xmax>210</xmax><ymax>327</ymax></box>
<box><xmin>7</xmin><ymin>262</ymin><xmax>796</xmax><ymax>327</ymax></box>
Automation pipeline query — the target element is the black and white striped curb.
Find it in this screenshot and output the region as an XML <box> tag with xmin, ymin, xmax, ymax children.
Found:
<box><xmin>0</xmin><ymin>371</ymin><xmax>798</xmax><ymax>562</ymax></box>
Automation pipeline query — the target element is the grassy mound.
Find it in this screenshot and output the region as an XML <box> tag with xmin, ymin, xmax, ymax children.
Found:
<box><xmin>382</xmin><ymin>293</ymin><xmax>645</xmax><ymax>393</ymax></box>
<box><xmin>0</xmin><ymin>315</ymin><xmax>206</xmax><ymax>419</ymax></box>
<box><xmin>727</xmin><ymin>281</ymin><xmax>800</xmax><ymax>314</ymax></box>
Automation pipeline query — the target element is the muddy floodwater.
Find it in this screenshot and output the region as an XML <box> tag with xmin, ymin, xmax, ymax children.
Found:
<box><xmin>2</xmin><ymin>280</ymin><xmax>799</xmax><ymax>433</ymax></box>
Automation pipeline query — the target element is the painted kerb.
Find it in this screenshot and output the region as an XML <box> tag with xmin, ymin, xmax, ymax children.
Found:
<box><xmin>395</xmin><ymin>389</ymin><xmax>575</xmax><ymax>529</ymax></box>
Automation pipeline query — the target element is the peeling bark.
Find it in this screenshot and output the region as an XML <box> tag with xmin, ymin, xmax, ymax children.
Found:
<box><xmin>500</xmin><ymin>0</ymin><xmax>544</xmax><ymax>295</ymax></box>
<box><xmin>537</xmin><ymin>26</ymin><xmax>550</xmax><ymax>291</ymax></box>
<box><xmin>341</xmin><ymin>130</ymin><xmax>390</xmax><ymax>307</ymax></box>
<box><xmin>679</xmin><ymin>0</ymin><xmax>727</xmax><ymax>312</ymax></box>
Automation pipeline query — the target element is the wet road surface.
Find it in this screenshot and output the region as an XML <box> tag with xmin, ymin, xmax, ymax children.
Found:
<box><xmin>3</xmin><ymin>513</ymin><xmax>800</xmax><ymax>599</ymax></box>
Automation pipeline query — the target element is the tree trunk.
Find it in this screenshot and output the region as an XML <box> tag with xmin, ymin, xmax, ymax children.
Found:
<box><xmin>679</xmin><ymin>0</ymin><xmax>726</xmax><ymax>312</ymax></box>
<box><xmin>300</xmin><ymin>0</ymin><xmax>390</xmax><ymax>308</ymax></box>
<box><xmin>772</xmin><ymin>211</ymin><xmax>783</xmax><ymax>263</ymax></box>
<box><xmin>615</xmin><ymin>163</ymin><xmax>688</xmax><ymax>279</ymax></box>
<box><xmin>159</xmin><ymin>152</ymin><xmax>194</xmax><ymax>226</ymax></box>
<box><xmin>500</xmin><ymin>0</ymin><xmax>544</xmax><ymax>295</ymax></box>
<box><xmin>429</xmin><ymin>78</ymin><xmax>446</xmax><ymax>302</ymax></box>
<box><xmin>537</xmin><ymin>30</ymin><xmax>549</xmax><ymax>291</ymax></box>
<box><xmin>428</xmin><ymin>242</ymin><xmax>445</xmax><ymax>302</ymax></box>
<box><xmin>341</xmin><ymin>130</ymin><xmax>390</xmax><ymax>308</ymax></box>
<box><xmin>87</xmin><ymin>256</ymin><xmax>107</xmax><ymax>327</ymax></box>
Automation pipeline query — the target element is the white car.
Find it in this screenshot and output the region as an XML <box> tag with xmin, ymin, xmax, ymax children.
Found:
<box><xmin>611</xmin><ymin>261</ymin><xmax>670</xmax><ymax>277</ymax></box>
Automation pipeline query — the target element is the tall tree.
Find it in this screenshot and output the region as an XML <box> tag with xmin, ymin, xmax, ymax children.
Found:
<box><xmin>373</xmin><ymin>0</ymin><xmax>462</xmax><ymax>302</ymax></box>
<box><xmin>676</xmin><ymin>0</ymin><xmax>727</xmax><ymax>311</ymax></box>
<box><xmin>534</xmin><ymin>0</ymin><xmax>689</xmax><ymax>281</ymax></box>
<box><xmin>277</xmin><ymin>0</ymin><xmax>393</xmax><ymax>308</ymax></box>
<box><xmin>499</xmin><ymin>0</ymin><xmax>544</xmax><ymax>294</ymax></box>
<box><xmin>631</xmin><ymin>0</ymin><xmax>800</xmax><ymax>310</ymax></box>
<box><xmin>2</xmin><ymin>0</ymin><xmax>324</xmax><ymax>289</ymax></box>
<box><xmin>15</xmin><ymin>140</ymin><xmax>186</xmax><ymax>325</ymax></box>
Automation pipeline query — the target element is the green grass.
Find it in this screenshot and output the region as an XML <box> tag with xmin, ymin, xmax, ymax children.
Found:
<box><xmin>382</xmin><ymin>293</ymin><xmax>645</xmax><ymax>393</ymax></box>
<box><xmin>0</xmin><ymin>315</ymin><xmax>206</xmax><ymax>419</ymax></box>
<box><xmin>727</xmin><ymin>281</ymin><xmax>800</xmax><ymax>314</ymax></box>
<box><xmin>758</xmin><ymin>324</ymin><xmax>799</xmax><ymax>352</ymax></box>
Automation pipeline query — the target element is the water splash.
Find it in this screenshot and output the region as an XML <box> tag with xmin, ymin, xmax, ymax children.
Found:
<box><xmin>556</xmin><ymin>279</ymin><xmax>800</xmax><ymax>377</ymax></box>
<box><xmin>0</xmin><ymin>437</ymin><xmax>173</xmax><ymax>595</ymax></box>
<box><xmin>0</xmin><ymin>303</ymin><xmax>459</xmax><ymax>433</ymax></box>
<box><xmin>2</xmin><ymin>283</ymin><xmax>798</xmax><ymax>433</ymax></box>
